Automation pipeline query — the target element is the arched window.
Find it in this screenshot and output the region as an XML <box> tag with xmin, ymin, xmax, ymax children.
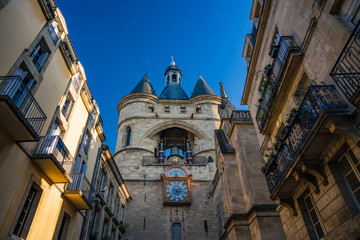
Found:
<box><xmin>125</xmin><ymin>127</ymin><xmax>131</xmax><ymax>146</ymax></box>
<box><xmin>172</xmin><ymin>223</ymin><xmax>182</xmax><ymax>240</ymax></box>
<box><xmin>208</xmin><ymin>156</ymin><xmax>214</xmax><ymax>163</ymax></box>
<box><xmin>172</xmin><ymin>74</ymin><xmax>177</xmax><ymax>82</ymax></box>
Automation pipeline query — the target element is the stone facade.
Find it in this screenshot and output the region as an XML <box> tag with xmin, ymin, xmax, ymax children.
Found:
<box><xmin>242</xmin><ymin>0</ymin><xmax>360</xmax><ymax>239</ymax></box>
<box><xmin>115</xmin><ymin>65</ymin><xmax>221</xmax><ymax>239</ymax></box>
<box><xmin>211</xmin><ymin>90</ymin><xmax>286</xmax><ymax>240</ymax></box>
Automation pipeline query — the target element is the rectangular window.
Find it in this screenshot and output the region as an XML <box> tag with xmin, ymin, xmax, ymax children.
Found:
<box><xmin>56</xmin><ymin>212</ymin><xmax>70</xmax><ymax>240</ymax></box>
<box><xmin>107</xmin><ymin>183</ymin><xmax>114</xmax><ymax>206</ymax></box>
<box><xmin>12</xmin><ymin>184</ymin><xmax>42</xmax><ymax>239</ymax></box>
<box><xmin>61</xmin><ymin>93</ymin><xmax>74</xmax><ymax>120</ymax></box>
<box><xmin>180</xmin><ymin>107</ymin><xmax>186</xmax><ymax>113</ymax></box>
<box><xmin>114</xmin><ymin>197</ymin><xmax>119</xmax><ymax>217</ymax></box>
<box><xmin>338</xmin><ymin>149</ymin><xmax>360</xmax><ymax>204</ymax></box>
<box><xmin>30</xmin><ymin>39</ymin><xmax>49</xmax><ymax>72</ymax></box>
<box><xmin>98</xmin><ymin>170</ymin><xmax>106</xmax><ymax>196</ymax></box>
<box><xmin>89</xmin><ymin>112</ymin><xmax>96</xmax><ymax>128</ymax></box>
<box><xmin>102</xmin><ymin>218</ymin><xmax>109</xmax><ymax>238</ymax></box>
<box><xmin>91</xmin><ymin>211</ymin><xmax>98</xmax><ymax>235</ymax></box>
<box><xmin>120</xmin><ymin>205</ymin><xmax>125</xmax><ymax>221</ymax></box>
<box><xmin>125</xmin><ymin>127</ymin><xmax>131</xmax><ymax>147</ymax></box>
<box><xmin>72</xmin><ymin>73</ymin><xmax>81</xmax><ymax>93</ymax></box>
<box><xmin>82</xmin><ymin>131</ymin><xmax>91</xmax><ymax>155</ymax></box>
<box><xmin>196</xmin><ymin>106</ymin><xmax>202</xmax><ymax>114</ymax></box>
<box><xmin>148</xmin><ymin>106</ymin><xmax>154</xmax><ymax>112</ymax></box>
<box><xmin>293</xmin><ymin>73</ymin><xmax>310</xmax><ymax>105</ymax></box>
<box><xmin>48</xmin><ymin>20</ymin><xmax>59</xmax><ymax>44</ymax></box>
<box><xmin>339</xmin><ymin>0</ymin><xmax>360</xmax><ymax>27</ymax></box>
<box><xmin>111</xmin><ymin>227</ymin><xmax>116</xmax><ymax>240</ymax></box>
<box><xmin>164</xmin><ymin>106</ymin><xmax>170</xmax><ymax>113</ymax></box>
<box><xmin>298</xmin><ymin>189</ymin><xmax>326</xmax><ymax>240</ymax></box>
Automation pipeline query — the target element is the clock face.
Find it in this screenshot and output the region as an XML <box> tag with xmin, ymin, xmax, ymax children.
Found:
<box><xmin>166</xmin><ymin>181</ymin><xmax>188</xmax><ymax>201</ymax></box>
<box><xmin>167</xmin><ymin>168</ymin><xmax>186</xmax><ymax>177</ymax></box>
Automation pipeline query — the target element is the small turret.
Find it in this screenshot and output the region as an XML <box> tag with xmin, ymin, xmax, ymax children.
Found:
<box><xmin>191</xmin><ymin>76</ymin><xmax>217</xmax><ymax>98</ymax></box>
<box><xmin>130</xmin><ymin>74</ymin><xmax>156</xmax><ymax>95</ymax></box>
<box><xmin>159</xmin><ymin>57</ymin><xmax>189</xmax><ymax>100</ymax></box>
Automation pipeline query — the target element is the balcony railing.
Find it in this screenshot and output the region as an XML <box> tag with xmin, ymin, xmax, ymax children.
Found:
<box><xmin>0</xmin><ymin>76</ymin><xmax>46</xmax><ymax>137</ymax></box>
<box><xmin>33</xmin><ymin>135</ymin><xmax>74</xmax><ymax>174</ymax></box>
<box><xmin>142</xmin><ymin>156</ymin><xmax>207</xmax><ymax>165</ymax></box>
<box><xmin>330</xmin><ymin>22</ymin><xmax>360</xmax><ymax>102</ymax></box>
<box><xmin>65</xmin><ymin>173</ymin><xmax>94</xmax><ymax>209</ymax></box>
<box><xmin>264</xmin><ymin>85</ymin><xmax>348</xmax><ymax>194</ymax></box>
<box><xmin>256</xmin><ymin>36</ymin><xmax>300</xmax><ymax>131</ymax></box>
<box><xmin>231</xmin><ymin>110</ymin><xmax>252</xmax><ymax>121</ymax></box>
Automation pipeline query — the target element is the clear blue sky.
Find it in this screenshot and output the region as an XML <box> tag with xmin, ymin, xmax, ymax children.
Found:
<box><xmin>56</xmin><ymin>0</ymin><xmax>253</xmax><ymax>152</ymax></box>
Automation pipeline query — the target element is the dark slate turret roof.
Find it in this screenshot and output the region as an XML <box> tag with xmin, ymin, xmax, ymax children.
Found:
<box><xmin>159</xmin><ymin>84</ymin><xmax>189</xmax><ymax>100</ymax></box>
<box><xmin>130</xmin><ymin>74</ymin><xmax>156</xmax><ymax>95</ymax></box>
<box><xmin>191</xmin><ymin>76</ymin><xmax>216</xmax><ymax>98</ymax></box>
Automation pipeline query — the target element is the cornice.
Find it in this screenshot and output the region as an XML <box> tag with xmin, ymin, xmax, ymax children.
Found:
<box><xmin>241</xmin><ymin>0</ymin><xmax>272</xmax><ymax>105</ymax></box>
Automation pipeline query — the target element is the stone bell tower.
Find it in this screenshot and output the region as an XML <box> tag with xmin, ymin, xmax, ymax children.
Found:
<box><xmin>114</xmin><ymin>59</ymin><xmax>221</xmax><ymax>239</ymax></box>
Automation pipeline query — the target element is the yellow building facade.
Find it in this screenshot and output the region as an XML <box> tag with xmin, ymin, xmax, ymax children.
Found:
<box><xmin>0</xmin><ymin>0</ymin><xmax>130</xmax><ymax>239</ymax></box>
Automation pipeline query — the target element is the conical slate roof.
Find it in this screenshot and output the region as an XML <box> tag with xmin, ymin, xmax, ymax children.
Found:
<box><xmin>130</xmin><ymin>74</ymin><xmax>156</xmax><ymax>95</ymax></box>
<box><xmin>159</xmin><ymin>84</ymin><xmax>189</xmax><ymax>100</ymax></box>
<box><xmin>191</xmin><ymin>76</ymin><xmax>216</xmax><ymax>98</ymax></box>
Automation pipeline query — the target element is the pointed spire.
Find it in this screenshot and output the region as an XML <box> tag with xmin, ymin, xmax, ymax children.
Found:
<box><xmin>220</xmin><ymin>82</ymin><xmax>228</xmax><ymax>99</ymax></box>
<box><xmin>130</xmin><ymin>74</ymin><xmax>156</xmax><ymax>95</ymax></box>
<box><xmin>191</xmin><ymin>76</ymin><xmax>217</xmax><ymax>98</ymax></box>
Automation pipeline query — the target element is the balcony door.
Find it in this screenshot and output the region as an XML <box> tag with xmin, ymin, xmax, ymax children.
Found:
<box><xmin>42</xmin><ymin>123</ymin><xmax>62</xmax><ymax>155</ymax></box>
<box><xmin>5</xmin><ymin>67</ymin><xmax>35</xmax><ymax>107</ymax></box>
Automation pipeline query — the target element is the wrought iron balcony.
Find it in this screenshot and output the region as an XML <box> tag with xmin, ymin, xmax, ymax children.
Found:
<box><xmin>64</xmin><ymin>173</ymin><xmax>94</xmax><ymax>210</ymax></box>
<box><xmin>0</xmin><ymin>76</ymin><xmax>46</xmax><ymax>141</ymax></box>
<box><xmin>264</xmin><ymin>85</ymin><xmax>348</xmax><ymax>194</ymax></box>
<box><xmin>330</xmin><ymin>22</ymin><xmax>360</xmax><ymax>103</ymax></box>
<box><xmin>256</xmin><ymin>36</ymin><xmax>300</xmax><ymax>132</ymax></box>
<box><xmin>142</xmin><ymin>156</ymin><xmax>207</xmax><ymax>165</ymax></box>
<box><xmin>32</xmin><ymin>135</ymin><xmax>74</xmax><ymax>183</ymax></box>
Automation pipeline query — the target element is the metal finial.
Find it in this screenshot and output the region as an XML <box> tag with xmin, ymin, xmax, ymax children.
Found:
<box><xmin>170</xmin><ymin>56</ymin><xmax>175</xmax><ymax>66</ymax></box>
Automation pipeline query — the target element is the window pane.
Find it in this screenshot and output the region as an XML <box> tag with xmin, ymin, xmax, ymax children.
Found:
<box><xmin>345</xmin><ymin>171</ymin><xmax>360</xmax><ymax>191</ymax></box>
<box><xmin>339</xmin><ymin>157</ymin><xmax>352</xmax><ymax>175</ymax></box>
<box><xmin>347</xmin><ymin>150</ymin><xmax>358</xmax><ymax>165</ymax></box>
<box><xmin>315</xmin><ymin>223</ymin><xmax>325</xmax><ymax>238</ymax></box>
<box><xmin>354</xmin><ymin>188</ymin><xmax>360</xmax><ymax>203</ymax></box>
<box><xmin>309</xmin><ymin>209</ymin><xmax>319</xmax><ymax>224</ymax></box>
<box><xmin>304</xmin><ymin>196</ymin><xmax>313</xmax><ymax>210</ymax></box>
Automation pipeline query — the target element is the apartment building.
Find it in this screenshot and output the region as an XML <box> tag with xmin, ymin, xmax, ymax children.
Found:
<box><xmin>0</xmin><ymin>0</ymin><xmax>130</xmax><ymax>239</ymax></box>
<box><xmin>242</xmin><ymin>0</ymin><xmax>360</xmax><ymax>239</ymax></box>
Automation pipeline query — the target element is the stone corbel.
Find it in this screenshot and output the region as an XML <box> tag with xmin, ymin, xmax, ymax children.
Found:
<box><xmin>300</xmin><ymin>160</ymin><xmax>328</xmax><ymax>186</ymax></box>
<box><xmin>326</xmin><ymin>118</ymin><xmax>360</xmax><ymax>146</ymax></box>
<box><xmin>293</xmin><ymin>171</ymin><xmax>320</xmax><ymax>194</ymax></box>
<box><xmin>276</xmin><ymin>197</ymin><xmax>297</xmax><ymax>216</ymax></box>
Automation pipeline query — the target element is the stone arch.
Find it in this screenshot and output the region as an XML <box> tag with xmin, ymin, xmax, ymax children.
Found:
<box><xmin>143</xmin><ymin>120</ymin><xmax>210</xmax><ymax>141</ymax></box>
<box><xmin>326</xmin><ymin>119</ymin><xmax>360</xmax><ymax>146</ymax></box>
